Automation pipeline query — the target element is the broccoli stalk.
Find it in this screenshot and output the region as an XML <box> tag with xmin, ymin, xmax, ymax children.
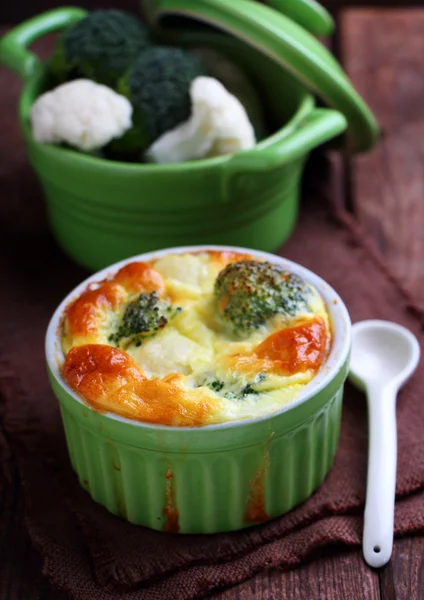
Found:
<box><xmin>109</xmin><ymin>292</ymin><xmax>181</xmax><ymax>348</ymax></box>
<box><xmin>214</xmin><ymin>260</ymin><xmax>311</xmax><ymax>337</ymax></box>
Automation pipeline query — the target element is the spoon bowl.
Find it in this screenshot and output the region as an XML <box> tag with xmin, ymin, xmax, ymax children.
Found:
<box><xmin>350</xmin><ymin>320</ymin><xmax>420</xmax><ymax>391</ymax></box>
<box><xmin>349</xmin><ymin>319</ymin><xmax>420</xmax><ymax>569</ymax></box>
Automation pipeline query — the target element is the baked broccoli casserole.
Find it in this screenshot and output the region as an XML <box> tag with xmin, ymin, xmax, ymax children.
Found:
<box><xmin>61</xmin><ymin>250</ymin><xmax>331</xmax><ymax>426</ymax></box>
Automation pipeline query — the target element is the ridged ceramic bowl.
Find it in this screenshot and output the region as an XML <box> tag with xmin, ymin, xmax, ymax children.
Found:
<box><xmin>45</xmin><ymin>245</ymin><xmax>351</xmax><ymax>534</ymax></box>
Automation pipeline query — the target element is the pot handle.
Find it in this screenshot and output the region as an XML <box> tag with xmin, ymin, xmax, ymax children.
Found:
<box><xmin>221</xmin><ymin>107</ymin><xmax>347</xmax><ymax>203</ymax></box>
<box><xmin>265</xmin><ymin>0</ymin><xmax>334</xmax><ymax>36</ymax></box>
<box><xmin>0</xmin><ymin>7</ymin><xmax>87</xmax><ymax>80</ymax></box>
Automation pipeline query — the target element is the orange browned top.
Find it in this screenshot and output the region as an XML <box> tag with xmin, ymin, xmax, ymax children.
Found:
<box><xmin>63</xmin><ymin>344</ymin><xmax>220</xmax><ymax>426</ymax></box>
<box><xmin>221</xmin><ymin>318</ymin><xmax>327</xmax><ymax>378</ymax></box>
<box><xmin>64</xmin><ymin>262</ymin><xmax>165</xmax><ymax>342</ymax></box>
<box><xmin>64</xmin><ymin>252</ymin><xmax>253</xmax><ymax>343</ymax></box>
<box><xmin>60</xmin><ymin>251</ymin><xmax>331</xmax><ymax>426</ymax></box>
<box><xmin>62</xmin><ymin>319</ymin><xmax>327</xmax><ymax>426</ymax></box>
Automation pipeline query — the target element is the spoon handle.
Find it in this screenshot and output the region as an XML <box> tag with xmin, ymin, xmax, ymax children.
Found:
<box><xmin>363</xmin><ymin>384</ymin><xmax>397</xmax><ymax>568</ymax></box>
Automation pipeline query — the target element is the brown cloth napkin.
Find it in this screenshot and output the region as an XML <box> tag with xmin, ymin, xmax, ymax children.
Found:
<box><xmin>1</xmin><ymin>154</ymin><xmax>424</xmax><ymax>600</ymax></box>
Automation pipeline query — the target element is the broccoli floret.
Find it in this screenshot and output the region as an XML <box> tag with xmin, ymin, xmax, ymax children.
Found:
<box><xmin>206</xmin><ymin>380</ymin><xmax>225</xmax><ymax>393</ymax></box>
<box><xmin>202</xmin><ymin>373</ymin><xmax>267</xmax><ymax>400</ymax></box>
<box><xmin>113</xmin><ymin>46</ymin><xmax>206</xmax><ymax>155</ymax></box>
<box><xmin>214</xmin><ymin>260</ymin><xmax>311</xmax><ymax>337</ymax></box>
<box><xmin>48</xmin><ymin>10</ymin><xmax>152</xmax><ymax>87</ymax></box>
<box><xmin>109</xmin><ymin>292</ymin><xmax>181</xmax><ymax>348</ymax></box>
<box><xmin>224</xmin><ymin>383</ymin><xmax>260</xmax><ymax>400</ymax></box>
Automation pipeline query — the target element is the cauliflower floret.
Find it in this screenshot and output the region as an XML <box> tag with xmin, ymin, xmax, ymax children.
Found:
<box><xmin>154</xmin><ymin>253</ymin><xmax>213</xmax><ymax>288</ymax></box>
<box><xmin>30</xmin><ymin>79</ymin><xmax>133</xmax><ymax>151</ymax></box>
<box><xmin>146</xmin><ymin>76</ymin><xmax>255</xmax><ymax>164</ymax></box>
<box><xmin>130</xmin><ymin>328</ymin><xmax>213</xmax><ymax>378</ymax></box>
<box><xmin>191</xmin><ymin>48</ymin><xmax>267</xmax><ymax>139</ymax></box>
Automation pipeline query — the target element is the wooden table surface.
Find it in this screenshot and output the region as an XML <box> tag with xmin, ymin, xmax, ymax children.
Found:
<box><xmin>1</xmin><ymin>7</ymin><xmax>424</xmax><ymax>599</ymax></box>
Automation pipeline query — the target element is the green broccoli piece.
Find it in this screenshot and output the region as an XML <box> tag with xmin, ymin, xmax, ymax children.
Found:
<box><xmin>224</xmin><ymin>384</ymin><xmax>260</xmax><ymax>400</ymax></box>
<box><xmin>206</xmin><ymin>380</ymin><xmax>225</xmax><ymax>393</ymax></box>
<box><xmin>214</xmin><ymin>260</ymin><xmax>311</xmax><ymax>337</ymax></box>
<box><xmin>48</xmin><ymin>10</ymin><xmax>152</xmax><ymax>88</ymax></box>
<box><xmin>109</xmin><ymin>291</ymin><xmax>181</xmax><ymax>348</ymax></box>
<box><xmin>202</xmin><ymin>373</ymin><xmax>267</xmax><ymax>400</ymax></box>
<box><xmin>112</xmin><ymin>46</ymin><xmax>206</xmax><ymax>155</ymax></box>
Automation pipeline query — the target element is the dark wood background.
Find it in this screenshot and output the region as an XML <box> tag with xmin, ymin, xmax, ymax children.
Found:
<box><xmin>1</xmin><ymin>0</ymin><xmax>424</xmax><ymax>599</ymax></box>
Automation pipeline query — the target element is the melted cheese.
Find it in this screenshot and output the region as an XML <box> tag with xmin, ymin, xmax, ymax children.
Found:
<box><xmin>61</xmin><ymin>251</ymin><xmax>331</xmax><ymax>426</ymax></box>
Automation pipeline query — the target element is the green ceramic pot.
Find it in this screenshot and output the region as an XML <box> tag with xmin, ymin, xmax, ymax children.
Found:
<box><xmin>45</xmin><ymin>245</ymin><xmax>351</xmax><ymax>534</ymax></box>
<box><xmin>0</xmin><ymin>5</ymin><xmax>372</xmax><ymax>272</ymax></box>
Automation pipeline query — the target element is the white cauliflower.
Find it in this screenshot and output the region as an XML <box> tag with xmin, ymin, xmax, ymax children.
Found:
<box><xmin>30</xmin><ymin>79</ymin><xmax>133</xmax><ymax>152</ymax></box>
<box><xmin>146</xmin><ymin>76</ymin><xmax>256</xmax><ymax>164</ymax></box>
<box><xmin>191</xmin><ymin>47</ymin><xmax>266</xmax><ymax>137</ymax></box>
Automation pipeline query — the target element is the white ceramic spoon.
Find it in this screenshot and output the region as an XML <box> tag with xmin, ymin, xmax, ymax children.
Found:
<box><xmin>348</xmin><ymin>320</ymin><xmax>420</xmax><ymax>568</ymax></box>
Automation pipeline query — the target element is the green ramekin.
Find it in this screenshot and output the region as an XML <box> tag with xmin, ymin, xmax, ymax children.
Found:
<box><xmin>45</xmin><ymin>245</ymin><xmax>351</xmax><ymax>534</ymax></box>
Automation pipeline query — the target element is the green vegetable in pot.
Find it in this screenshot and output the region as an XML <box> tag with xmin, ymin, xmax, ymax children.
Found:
<box><xmin>108</xmin><ymin>291</ymin><xmax>181</xmax><ymax>348</ymax></box>
<box><xmin>112</xmin><ymin>46</ymin><xmax>207</xmax><ymax>156</ymax></box>
<box><xmin>48</xmin><ymin>10</ymin><xmax>152</xmax><ymax>88</ymax></box>
<box><xmin>214</xmin><ymin>260</ymin><xmax>311</xmax><ymax>337</ymax></box>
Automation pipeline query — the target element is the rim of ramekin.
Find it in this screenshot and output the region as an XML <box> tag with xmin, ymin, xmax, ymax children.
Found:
<box><xmin>45</xmin><ymin>245</ymin><xmax>351</xmax><ymax>431</ymax></box>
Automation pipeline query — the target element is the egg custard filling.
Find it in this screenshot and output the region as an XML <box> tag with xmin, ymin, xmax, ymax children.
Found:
<box><xmin>61</xmin><ymin>251</ymin><xmax>331</xmax><ymax>426</ymax></box>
